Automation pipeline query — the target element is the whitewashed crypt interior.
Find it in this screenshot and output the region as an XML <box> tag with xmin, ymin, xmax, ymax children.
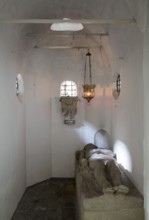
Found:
<box><xmin>0</xmin><ymin>0</ymin><xmax>149</xmax><ymax>219</ymax></box>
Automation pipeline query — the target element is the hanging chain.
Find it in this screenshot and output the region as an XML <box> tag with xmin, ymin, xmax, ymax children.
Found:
<box><xmin>88</xmin><ymin>50</ymin><xmax>92</xmax><ymax>84</ymax></box>
<box><xmin>84</xmin><ymin>51</ymin><xmax>87</xmax><ymax>84</ymax></box>
<box><xmin>84</xmin><ymin>49</ymin><xmax>92</xmax><ymax>85</ymax></box>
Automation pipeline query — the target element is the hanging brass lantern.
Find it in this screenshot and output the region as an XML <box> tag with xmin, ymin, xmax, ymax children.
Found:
<box><xmin>82</xmin><ymin>50</ymin><xmax>96</xmax><ymax>103</ymax></box>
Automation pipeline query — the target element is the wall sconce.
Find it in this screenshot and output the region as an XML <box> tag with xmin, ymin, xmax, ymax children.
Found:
<box><xmin>82</xmin><ymin>50</ymin><xmax>96</xmax><ymax>103</ymax></box>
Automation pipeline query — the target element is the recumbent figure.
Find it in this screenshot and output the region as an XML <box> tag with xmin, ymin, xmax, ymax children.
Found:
<box><xmin>78</xmin><ymin>144</ymin><xmax>129</xmax><ymax>194</ymax></box>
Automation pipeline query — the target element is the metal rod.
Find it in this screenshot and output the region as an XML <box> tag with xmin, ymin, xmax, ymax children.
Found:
<box><xmin>26</xmin><ymin>32</ymin><xmax>109</xmax><ymax>37</ymax></box>
<box><xmin>0</xmin><ymin>18</ymin><xmax>136</xmax><ymax>24</ymax></box>
<box><xmin>34</xmin><ymin>45</ymin><xmax>101</xmax><ymax>49</ymax></box>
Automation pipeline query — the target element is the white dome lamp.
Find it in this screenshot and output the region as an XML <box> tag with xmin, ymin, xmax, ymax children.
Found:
<box><xmin>50</xmin><ymin>18</ymin><xmax>84</xmax><ymax>31</ymax></box>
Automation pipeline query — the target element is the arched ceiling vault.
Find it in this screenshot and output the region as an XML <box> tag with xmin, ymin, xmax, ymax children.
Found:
<box><xmin>0</xmin><ymin>0</ymin><xmax>143</xmax><ymax>86</ymax></box>
<box><xmin>0</xmin><ymin>0</ymin><xmax>134</xmax><ymax>20</ymax></box>
<box><xmin>0</xmin><ymin>0</ymin><xmax>138</xmax><ymax>48</ymax></box>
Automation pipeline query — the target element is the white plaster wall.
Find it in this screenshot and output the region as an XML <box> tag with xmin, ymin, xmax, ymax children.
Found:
<box><xmin>110</xmin><ymin>24</ymin><xmax>144</xmax><ymax>194</ymax></box>
<box><xmin>25</xmin><ymin>48</ymin><xmax>112</xmax><ymax>182</ymax></box>
<box><xmin>0</xmin><ymin>25</ymin><xmax>26</xmax><ymax>220</ymax></box>
<box><xmin>24</xmin><ymin>49</ymin><xmax>52</xmax><ymax>186</ymax></box>
<box><xmin>143</xmin><ymin>1</ymin><xmax>149</xmax><ymax>219</ymax></box>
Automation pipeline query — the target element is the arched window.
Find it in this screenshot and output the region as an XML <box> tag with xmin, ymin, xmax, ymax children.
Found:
<box><xmin>60</xmin><ymin>81</ymin><xmax>77</xmax><ymax>97</ymax></box>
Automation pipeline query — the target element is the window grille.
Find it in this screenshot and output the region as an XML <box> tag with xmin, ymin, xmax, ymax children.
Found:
<box><xmin>112</xmin><ymin>73</ymin><xmax>121</xmax><ymax>99</ymax></box>
<box><xmin>116</xmin><ymin>74</ymin><xmax>121</xmax><ymax>94</ymax></box>
<box><xmin>60</xmin><ymin>81</ymin><xmax>77</xmax><ymax>97</ymax></box>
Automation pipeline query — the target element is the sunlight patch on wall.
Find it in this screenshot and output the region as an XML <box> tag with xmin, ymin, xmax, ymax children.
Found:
<box><xmin>75</xmin><ymin>122</ymin><xmax>98</xmax><ymax>145</ymax></box>
<box><xmin>113</xmin><ymin>140</ymin><xmax>132</xmax><ymax>172</ymax></box>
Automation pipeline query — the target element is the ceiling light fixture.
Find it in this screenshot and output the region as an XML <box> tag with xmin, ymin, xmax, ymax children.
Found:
<box><xmin>50</xmin><ymin>18</ymin><xmax>84</xmax><ymax>31</ymax></box>
<box><xmin>82</xmin><ymin>50</ymin><xmax>96</xmax><ymax>103</ymax></box>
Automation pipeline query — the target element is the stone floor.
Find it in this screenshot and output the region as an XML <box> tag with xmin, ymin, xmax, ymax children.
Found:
<box><xmin>11</xmin><ymin>178</ymin><xmax>76</xmax><ymax>220</ymax></box>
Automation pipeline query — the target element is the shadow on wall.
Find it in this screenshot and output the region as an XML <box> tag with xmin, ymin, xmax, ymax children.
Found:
<box><xmin>113</xmin><ymin>140</ymin><xmax>132</xmax><ymax>173</ymax></box>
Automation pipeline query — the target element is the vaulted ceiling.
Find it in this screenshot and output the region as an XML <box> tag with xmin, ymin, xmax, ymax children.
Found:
<box><xmin>0</xmin><ymin>0</ymin><xmax>135</xmax><ymax>20</ymax></box>
<box><xmin>0</xmin><ymin>0</ymin><xmax>139</xmax><ymax>48</ymax></box>
<box><xmin>0</xmin><ymin>0</ymin><xmax>140</xmax><ymax>79</ymax></box>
